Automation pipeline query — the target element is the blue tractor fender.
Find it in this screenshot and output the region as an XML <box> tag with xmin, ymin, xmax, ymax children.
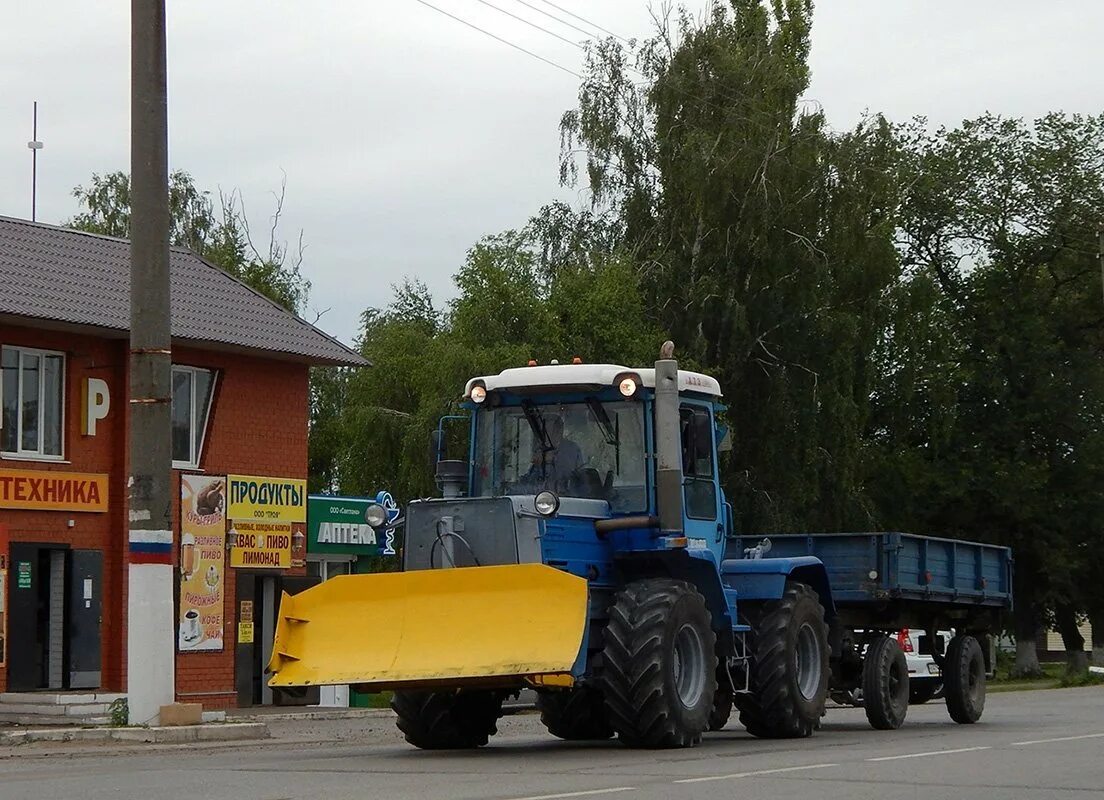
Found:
<box><xmin>613</xmin><ymin>548</ymin><xmax>737</xmax><ymax>655</ymax></box>
<box><xmin>719</xmin><ymin>556</ymin><xmax>836</xmax><ymax>619</ymax></box>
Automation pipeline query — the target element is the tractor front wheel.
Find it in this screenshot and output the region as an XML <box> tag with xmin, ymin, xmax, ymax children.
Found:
<box><xmin>392</xmin><ymin>689</ymin><xmax>505</xmax><ymax>749</ymax></box>
<box><xmin>601</xmin><ymin>579</ymin><xmax>717</xmax><ymax>748</ymax></box>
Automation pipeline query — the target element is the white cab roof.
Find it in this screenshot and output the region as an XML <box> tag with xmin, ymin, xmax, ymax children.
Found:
<box><xmin>464</xmin><ymin>364</ymin><xmax>722</xmax><ymax>398</ymax></box>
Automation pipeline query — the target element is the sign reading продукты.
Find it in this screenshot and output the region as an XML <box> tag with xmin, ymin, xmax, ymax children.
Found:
<box><xmin>307</xmin><ymin>494</ymin><xmax>398</xmax><ymax>556</ymax></box>
<box><xmin>227</xmin><ymin>474</ymin><xmax>307</xmax><ymax>522</ymax></box>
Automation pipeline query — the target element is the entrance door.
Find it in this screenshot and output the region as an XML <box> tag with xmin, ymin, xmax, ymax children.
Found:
<box><xmin>67</xmin><ymin>550</ymin><xmax>102</xmax><ymax>689</ymax></box>
<box><xmin>7</xmin><ymin>543</ymin><xmax>69</xmax><ymax>691</ymax></box>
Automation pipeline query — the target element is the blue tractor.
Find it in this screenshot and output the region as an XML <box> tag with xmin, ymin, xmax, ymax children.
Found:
<box><xmin>269</xmin><ymin>344</ymin><xmax>843</xmax><ymax>748</ymax></box>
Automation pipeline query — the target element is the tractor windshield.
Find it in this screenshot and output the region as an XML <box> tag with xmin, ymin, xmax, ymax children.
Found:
<box><xmin>472</xmin><ymin>399</ymin><xmax>647</xmax><ymax>512</ymax></box>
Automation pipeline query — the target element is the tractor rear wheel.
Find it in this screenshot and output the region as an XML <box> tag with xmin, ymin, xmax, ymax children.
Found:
<box><xmin>601</xmin><ymin>578</ymin><xmax>717</xmax><ymax>748</ymax></box>
<box><xmin>862</xmin><ymin>636</ymin><xmax>909</xmax><ymax>730</ymax></box>
<box><xmin>737</xmin><ymin>582</ymin><xmax>830</xmax><ymax>739</ymax></box>
<box><xmin>944</xmin><ymin>634</ymin><xmax>986</xmax><ymax>724</ymax></box>
<box><xmin>392</xmin><ymin>689</ymin><xmax>505</xmax><ymax>749</ymax></box>
<box><xmin>536</xmin><ymin>687</ymin><xmax>614</xmax><ymax>740</ymax></box>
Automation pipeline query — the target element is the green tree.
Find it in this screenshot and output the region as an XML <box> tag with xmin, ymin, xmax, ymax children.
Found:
<box><xmin>558</xmin><ymin>1</ymin><xmax>903</xmax><ymax>532</ymax></box>
<box><xmin>68</xmin><ymin>170</ymin><xmax>310</xmax><ymax>313</ymax></box>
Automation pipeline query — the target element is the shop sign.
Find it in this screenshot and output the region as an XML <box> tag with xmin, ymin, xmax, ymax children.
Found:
<box><xmin>307</xmin><ymin>494</ymin><xmax>398</xmax><ymax>556</ymax></box>
<box><xmin>0</xmin><ymin>468</ymin><xmax>108</xmax><ymax>513</ymax></box>
<box><xmin>178</xmin><ymin>475</ymin><xmax>226</xmax><ymax>652</ymax></box>
<box><xmin>230</xmin><ymin>520</ymin><xmax>293</xmax><ymax>568</ymax></box>
<box><xmin>16</xmin><ymin>562</ymin><xmax>31</xmax><ymax>589</ymax></box>
<box><xmin>238</xmin><ymin>622</ymin><xmax>254</xmax><ymax>644</ymax></box>
<box><xmin>227</xmin><ymin>474</ymin><xmax>306</xmax><ymax>522</ymax></box>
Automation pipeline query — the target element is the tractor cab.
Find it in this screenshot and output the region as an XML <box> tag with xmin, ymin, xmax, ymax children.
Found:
<box><xmin>415</xmin><ymin>362</ymin><xmax>729</xmax><ymax>574</ymax></box>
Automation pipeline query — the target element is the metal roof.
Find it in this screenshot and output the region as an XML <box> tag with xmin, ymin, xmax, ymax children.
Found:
<box><xmin>464</xmin><ymin>364</ymin><xmax>723</xmax><ymax>398</ymax></box>
<box><xmin>0</xmin><ymin>216</ymin><xmax>367</xmax><ymax>367</ymax></box>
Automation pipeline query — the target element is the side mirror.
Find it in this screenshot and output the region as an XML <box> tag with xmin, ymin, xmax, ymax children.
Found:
<box><xmin>717</xmin><ymin>424</ymin><xmax>733</xmax><ymax>453</ymax></box>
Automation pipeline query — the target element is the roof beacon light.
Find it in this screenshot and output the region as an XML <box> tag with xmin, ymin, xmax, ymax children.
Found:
<box><xmin>619</xmin><ymin>376</ymin><xmax>638</xmax><ymax>397</ymax></box>
<box><xmin>470</xmin><ymin>385</ymin><xmax>487</xmax><ymax>404</ymax></box>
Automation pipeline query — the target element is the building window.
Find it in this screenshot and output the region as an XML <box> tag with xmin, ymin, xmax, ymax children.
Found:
<box><xmin>172</xmin><ymin>366</ymin><xmax>216</xmax><ymax>468</ymax></box>
<box><xmin>1</xmin><ymin>346</ymin><xmax>65</xmax><ymax>459</ymax></box>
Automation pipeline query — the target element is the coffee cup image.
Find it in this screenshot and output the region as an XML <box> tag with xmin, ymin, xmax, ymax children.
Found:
<box><xmin>181</xmin><ymin>608</ymin><xmax>201</xmax><ymax>644</ymax></box>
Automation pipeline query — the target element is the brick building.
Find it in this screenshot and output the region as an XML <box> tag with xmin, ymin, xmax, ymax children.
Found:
<box><xmin>0</xmin><ymin>216</ymin><xmax>365</xmax><ymax>709</ymax></box>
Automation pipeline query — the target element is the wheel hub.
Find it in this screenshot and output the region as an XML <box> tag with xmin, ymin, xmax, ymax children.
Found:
<box><xmin>795</xmin><ymin>622</ymin><xmax>824</xmax><ymax>701</ymax></box>
<box><xmin>673</xmin><ymin>623</ymin><xmax>706</xmax><ymax>709</ymax></box>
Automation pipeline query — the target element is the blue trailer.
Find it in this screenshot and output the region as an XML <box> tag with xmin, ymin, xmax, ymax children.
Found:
<box><xmin>269</xmin><ymin>346</ymin><xmax>1014</xmax><ymax>748</ymax></box>
<box><xmin>726</xmin><ymin>532</ymin><xmax>1012</xmax><ymax>729</ymax></box>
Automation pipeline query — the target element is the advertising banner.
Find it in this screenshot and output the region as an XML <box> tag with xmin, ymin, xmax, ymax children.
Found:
<box><xmin>229</xmin><ymin>520</ymin><xmax>293</xmax><ymax>568</ymax></box>
<box><xmin>227</xmin><ymin>474</ymin><xmax>306</xmax><ymax>522</ymax></box>
<box><xmin>0</xmin><ymin>523</ymin><xmax>7</xmax><ymax>665</ymax></box>
<box><xmin>0</xmin><ymin>468</ymin><xmax>108</xmax><ymax>513</ymax></box>
<box><xmin>178</xmin><ymin>474</ymin><xmax>226</xmax><ymax>652</ymax></box>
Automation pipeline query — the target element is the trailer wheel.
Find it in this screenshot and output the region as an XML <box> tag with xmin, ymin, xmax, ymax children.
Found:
<box><xmin>709</xmin><ymin>667</ymin><xmax>734</xmax><ymax>731</ymax></box>
<box><xmin>863</xmin><ymin>636</ymin><xmax>909</xmax><ymax>730</ymax></box>
<box><xmin>944</xmin><ymin>634</ymin><xmax>986</xmax><ymax>724</ymax></box>
<box><xmin>737</xmin><ymin>582</ymin><xmax>830</xmax><ymax>739</ymax></box>
<box><xmin>601</xmin><ymin>578</ymin><xmax>717</xmax><ymax>748</ymax></box>
<box><xmin>392</xmin><ymin>689</ymin><xmax>505</xmax><ymax>749</ymax></box>
<box><xmin>536</xmin><ymin>687</ymin><xmax>613</xmax><ymax>740</ymax></box>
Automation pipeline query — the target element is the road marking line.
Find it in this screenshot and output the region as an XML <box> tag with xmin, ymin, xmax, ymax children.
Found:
<box><xmin>1012</xmin><ymin>733</ymin><xmax>1104</xmax><ymax>746</ymax></box>
<box><xmin>673</xmin><ymin>763</ymin><xmax>839</xmax><ymax>784</ymax></box>
<box><xmin>504</xmin><ymin>788</ymin><xmax>636</xmax><ymax>800</ymax></box>
<box><xmin>867</xmin><ymin>746</ymin><xmax>991</xmax><ymax>762</ymax></box>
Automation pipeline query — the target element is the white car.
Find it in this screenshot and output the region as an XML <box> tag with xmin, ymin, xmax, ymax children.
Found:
<box><xmin>897</xmin><ymin>628</ymin><xmax>949</xmax><ymax>704</ymax></box>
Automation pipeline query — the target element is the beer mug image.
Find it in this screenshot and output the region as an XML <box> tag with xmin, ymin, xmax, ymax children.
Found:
<box><xmin>180</xmin><ymin>533</ymin><xmax>197</xmax><ymax>580</ymax></box>
<box><xmin>181</xmin><ymin>609</ymin><xmax>201</xmax><ymax>644</ymax></box>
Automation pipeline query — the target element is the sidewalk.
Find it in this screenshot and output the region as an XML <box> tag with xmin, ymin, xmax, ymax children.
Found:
<box><xmin>0</xmin><ymin>721</ymin><xmax>268</xmax><ymax>747</ymax></box>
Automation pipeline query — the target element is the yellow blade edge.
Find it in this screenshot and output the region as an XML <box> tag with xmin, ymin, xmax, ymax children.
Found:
<box><xmin>267</xmin><ymin>564</ymin><xmax>589</xmax><ymax>690</ymax></box>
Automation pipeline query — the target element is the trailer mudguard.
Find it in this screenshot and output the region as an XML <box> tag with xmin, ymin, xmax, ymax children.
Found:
<box><xmin>267</xmin><ymin>564</ymin><xmax>589</xmax><ymax>691</ymax></box>
<box><xmin>720</xmin><ymin>556</ymin><xmax>836</xmax><ymax>618</ymax></box>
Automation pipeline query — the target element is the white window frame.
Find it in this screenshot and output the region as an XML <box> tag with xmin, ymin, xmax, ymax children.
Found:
<box><xmin>1</xmin><ymin>345</ymin><xmax>66</xmax><ymax>461</ymax></box>
<box><xmin>171</xmin><ymin>365</ymin><xmax>217</xmax><ymax>469</ymax></box>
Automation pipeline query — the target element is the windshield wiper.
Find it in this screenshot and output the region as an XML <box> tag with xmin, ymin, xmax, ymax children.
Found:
<box><xmin>586</xmin><ymin>397</ymin><xmax>619</xmax><ymax>447</ymax></box>
<box><xmin>521</xmin><ymin>401</ymin><xmax>554</xmax><ymax>453</ymax></box>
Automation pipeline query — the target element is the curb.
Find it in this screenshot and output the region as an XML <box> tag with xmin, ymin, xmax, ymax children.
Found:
<box><xmin>0</xmin><ymin>722</ymin><xmax>268</xmax><ymax>746</ymax></box>
<box><xmin>230</xmin><ymin>708</ymin><xmax>395</xmax><ymax>722</ymax></box>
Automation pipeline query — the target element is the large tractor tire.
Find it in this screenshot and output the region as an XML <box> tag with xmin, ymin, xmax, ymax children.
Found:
<box><xmin>863</xmin><ymin>636</ymin><xmax>909</xmax><ymax>730</ymax></box>
<box><xmin>392</xmin><ymin>689</ymin><xmax>505</xmax><ymax>749</ymax></box>
<box><xmin>737</xmin><ymin>582</ymin><xmax>830</xmax><ymax>739</ymax></box>
<box><xmin>536</xmin><ymin>687</ymin><xmax>614</xmax><ymax>740</ymax></box>
<box><xmin>944</xmin><ymin>634</ymin><xmax>986</xmax><ymax>724</ymax></box>
<box><xmin>601</xmin><ymin>578</ymin><xmax>717</xmax><ymax>748</ymax></box>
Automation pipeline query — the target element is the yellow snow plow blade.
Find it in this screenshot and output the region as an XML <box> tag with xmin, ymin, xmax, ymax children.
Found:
<box><xmin>267</xmin><ymin>564</ymin><xmax>588</xmax><ymax>691</ymax></box>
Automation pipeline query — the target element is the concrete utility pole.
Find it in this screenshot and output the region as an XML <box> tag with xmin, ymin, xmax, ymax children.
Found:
<box><xmin>127</xmin><ymin>0</ymin><xmax>175</xmax><ymax>726</ymax></box>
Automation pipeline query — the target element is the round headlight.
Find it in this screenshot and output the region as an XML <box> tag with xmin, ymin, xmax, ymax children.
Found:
<box><xmin>364</xmin><ymin>502</ymin><xmax>387</xmax><ymax>528</ymax></box>
<box><xmin>470</xmin><ymin>385</ymin><xmax>487</xmax><ymax>403</ymax></box>
<box><xmin>618</xmin><ymin>377</ymin><xmax>638</xmax><ymax>397</ymax></box>
<box><xmin>534</xmin><ymin>490</ymin><xmax>560</xmax><ymax>517</ymax></box>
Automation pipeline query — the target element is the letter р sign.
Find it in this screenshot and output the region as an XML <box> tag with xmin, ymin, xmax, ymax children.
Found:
<box><xmin>0</xmin><ymin>468</ymin><xmax>109</xmax><ymax>513</ymax></box>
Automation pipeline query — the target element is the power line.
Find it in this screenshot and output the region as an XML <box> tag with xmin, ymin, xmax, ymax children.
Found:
<box><xmin>472</xmin><ymin>0</ymin><xmax>584</xmax><ymax>50</ymax></box>
<box><xmin>533</xmin><ymin>0</ymin><xmax>630</xmax><ymax>42</ymax></box>
<box><xmin>505</xmin><ymin>0</ymin><xmax>620</xmax><ymax>43</ymax></box>
<box><xmin>412</xmin><ymin>0</ymin><xmax>581</xmax><ymax>78</ymax></box>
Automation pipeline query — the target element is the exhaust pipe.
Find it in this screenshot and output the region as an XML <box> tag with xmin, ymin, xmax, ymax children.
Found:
<box><xmin>654</xmin><ymin>341</ymin><xmax>684</xmax><ymax>535</ymax></box>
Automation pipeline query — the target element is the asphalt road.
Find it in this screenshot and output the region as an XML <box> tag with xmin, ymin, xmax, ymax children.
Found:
<box><xmin>1</xmin><ymin>687</ymin><xmax>1102</xmax><ymax>800</ymax></box>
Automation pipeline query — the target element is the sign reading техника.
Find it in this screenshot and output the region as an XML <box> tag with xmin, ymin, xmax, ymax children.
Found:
<box><xmin>0</xmin><ymin>468</ymin><xmax>108</xmax><ymax>513</ymax></box>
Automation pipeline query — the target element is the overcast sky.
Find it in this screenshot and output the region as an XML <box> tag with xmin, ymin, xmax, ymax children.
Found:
<box><xmin>2</xmin><ymin>1</ymin><xmax>1101</xmax><ymax>347</ymax></box>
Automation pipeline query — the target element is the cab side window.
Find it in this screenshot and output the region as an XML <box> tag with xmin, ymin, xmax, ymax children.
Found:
<box><xmin>680</xmin><ymin>406</ymin><xmax>717</xmax><ymax>519</ymax></box>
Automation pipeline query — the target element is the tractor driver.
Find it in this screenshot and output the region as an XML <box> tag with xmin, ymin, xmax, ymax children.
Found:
<box><xmin>524</xmin><ymin>413</ymin><xmax>584</xmax><ymax>493</ymax></box>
